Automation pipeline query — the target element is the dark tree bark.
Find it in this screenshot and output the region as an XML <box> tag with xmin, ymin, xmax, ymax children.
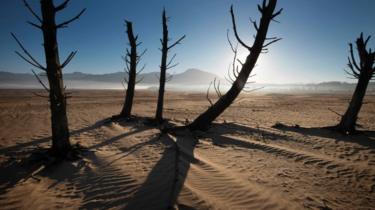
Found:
<box><xmin>118</xmin><ymin>21</ymin><xmax>146</xmax><ymax>119</ymax></box>
<box><xmin>13</xmin><ymin>0</ymin><xmax>85</xmax><ymax>156</ymax></box>
<box><xmin>335</xmin><ymin>33</ymin><xmax>375</xmax><ymax>134</ymax></box>
<box><xmin>121</xmin><ymin>21</ymin><xmax>137</xmax><ymax>118</ymax></box>
<box><xmin>155</xmin><ymin>9</ymin><xmax>185</xmax><ymax>123</ymax></box>
<box><xmin>187</xmin><ymin>0</ymin><xmax>282</xmax><ymax>131</ymax></box>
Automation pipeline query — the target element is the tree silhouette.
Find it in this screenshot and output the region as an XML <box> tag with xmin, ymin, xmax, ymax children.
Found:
<box><xmin>187</xmin><ymin>0</ymin><xmax>282</xmax><ymax>131</ymax></box>
<box><xmin>115</xmin><ymin>21</ymin><xmax>146</xmax><ymax>120</ymax></box>
<box><xmin>12</xmin><ymin>0</ymin><xmax>85</xmax><ymax>156</ymax></box>
<box><xmin>334</xmin><ymin>33</ymin><xmax>375</xmax><ymax>134</ymax></box>
<box><xmin>155</xmin><ymin>9</ymin><xmax>185</xmax><ymax>124</ymax></box>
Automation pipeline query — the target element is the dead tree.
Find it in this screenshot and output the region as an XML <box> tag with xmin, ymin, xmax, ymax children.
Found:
<box><xmin>117</xmin><ymin>21</ymin><xmax>146</xmax><ymax>119</ymax></box>
<box><xmin>155</xmin><ymin>9</ymin><xmax>185</xmax><ymax>123</ymax></box>
<box><xmin>334</xmin><ymin>33</ymin><xmax>375</xmax><ymax>134</ymax></box>
<box><xmin>187</xmin><ymin>0</ymin><xmax>282</xmax><ymax>131</ymax></box>
<box><xmin>12</xmin><ymin>0</ymin><xmax>85</xmax><ymax>156</ymax></box>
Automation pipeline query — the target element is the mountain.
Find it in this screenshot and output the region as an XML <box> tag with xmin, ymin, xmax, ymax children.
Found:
<box><xmin>1</xmin><ymin>70</ymin><xmax>375</xmax><ymax>93</ymax></box>
<box><xmin>0</xmin><ymin>69</ymin><xmax>221</xmax><ymax>89</ymax></box>
<box><xmin>171</xmin><ymin>69</ymin><xmax>219</xmax><ymax>84</ymax></box>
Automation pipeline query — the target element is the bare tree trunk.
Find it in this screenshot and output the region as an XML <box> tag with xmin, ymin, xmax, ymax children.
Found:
<box><xmin>120</xmin><ymin>21</ymin><xmax>138</xmax><ymax>118</ymax></box>
<box><xmin>338</xmin><ymin>76</ymin><xmax>370</xmax><ymax>133</ymax></box>
<box><xmin>155</xmin><ymin>11</ymin><xmax>168</xmax><ymax>123</ymax></box>
<box><xmin>335</xmin><ymin>33</ymin><xmax>375</xmax><ymax>134</ymax></box>
<box><xmin>188</xmin><ymin>0</ymin><xmax>282</xmax><ymax>131</ymax></box>
<box><xmin>13</xmin><ymin>0</ymin><xmax>85</xmax><ymax>156</ymax></box>
<box><xmin>155</xmin><ymin>9</ymin><xmax>185</xmax><ymax>123</ymax></box>
<box><xmin>41</xmin><ymin>0</ymin><xmax>70</xmax><ymax>155</ymax></box>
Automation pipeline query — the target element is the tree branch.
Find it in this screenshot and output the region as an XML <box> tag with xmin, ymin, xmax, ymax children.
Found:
<box><xmin>27</xmin><ymin>21</ymin><xmax>42</xmax><ymax>30</ymax></box>
<box><xmin>206</xmin><ymin>81</ymin><xmax>213</xmax><ymax>106</ymax></box>
<box><xmin>349</xmin><ymin>43</ymin><xmax>361</xmax><ymax>71</ymax></box>
<box><xmin>272</xmin><ymin>8</ymin><xmax>283</xmax><ymax>19</ymax></box>
<box><xmin>11</xmin><ymin>33</ymin><xmax>46</xmax><ymax>71</ymax></box>
<box><xmin>168</xmin><ymin>35</ymin><xmax>186</xmax><ymax>50</ymax></box>
<box><xmin>55</xmin><ymin>0</ymin><xmax>71</xmax><ymax>12</ymax></box>
<box><xmin>166</xmin><ymin>74</ymin><xmax>173</xmax><ymax>82</ymax></box>
<box><xmin>32</xmin><ymin>92</ymin><xmax>49</xmax><ymax>98</ymax></box>
<box><xmin>263</xmin><ymin>37</ymin><xmax>282</xmax><ymax>48</ymax></box>
<box><xmin>61</xmin><ymin>51</ymin><xmax>77</xmax><ymax>69</ymax></box>
<box><xmin>137</xmin><ymin>49</ymin><xmax>147</xmax><ymax>59</ymax></box>
<box><xmin>166</xmin><ymin>63</ymin><xmax>179</xmax><ymax>70</ymax></box>
<box><xmin>166</xmin><ymin>53</ymin><xmax>177</xmax><ymax>68</ymax></box>
<box><xmin>230</xmin><ymin>5</ymin><xmax>252</xmax><ymax>51</ymax></box>
<box><xmin>136</xmin><ymin>76</ymin><xmax>144</xmax><ymax>84</ymax></box>
<box><xmin>56</xmin><ymin>8</ymin><xmax>86</xmax><ymax>28</ymax></box>
<box><xmin>22</xmin><ymin>0</ymin><xmax>42</xmax><ymax>23</ymax></box>
<box><xmin>121</xmin><ymin>80</ymin><xmax>127</xmax><ymax>89</ymax></box>
<box><xmin>328</xmin><ymin>107</ymin><xmax>342</xmax><ymax>117</ymax></box>
<box><xmin>31</xmin><ymin>69</ymin><xmax>49</xmax><ymax>93</ymax></box>
<box><xmin>249</xmin><ymin>18</ymin><xmax>258</xmax><ymax>31</ymax></box>
<box><xmin>137</xmin><ymin>64</ymin><xmax>146</xmax><ymax>75</ymax></box>
<box><xmin>213</xmin><ymin>78</ymin><xmax>222</xmax><ymax>98</ymax></box>
<box><xmin>346</xmin><ymin>58</ymin><xmax>360</xmax><ymax>78</ymax></box>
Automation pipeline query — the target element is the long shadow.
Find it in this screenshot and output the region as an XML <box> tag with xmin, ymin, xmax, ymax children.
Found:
<box><xmin>36</xmin><ymin>150</ymin><xmax>139</xmax><ymax>209</ymax></box>
<box><xmin>211</xmin><ymin>122</ymin><xmax>292</xmax><ymax>142</ymax></box>
<box><xmin>0</xmin><ymin>119</ymin><xmax>111</xmax><ymax>197</ymax></box>
<box><xmin>88</xmin><ymin>126</ymin><xmax>149</xmax><ymax>151</ymax></box>
<box><xmin>209</xmin><ymin>122</ymin><xmax>375</xmax><ymax>149</ymax></box>
<box><xmin>107</xmin><ymin>136</ymin><xmax>160</xmax><ymax>166</ymax></box>
<box><xmin>0</xmin><ymin>149</ymin><xmax>47</xmax><ymax>196</ymax></box>
<box><xmin>0</xmin><ymin>118</ymin><xmax>111</xmax><ymax>156</ymax></box>
<box><xmin>124</xmin><ymin>132</ymin><xmax>197</xmax><ymax>210</ymax></box>
<box><xmin>0</xmin><ymin>118</ymin><xmax>148</xmax><ymax>204</ymax></box>
<box><xmin>272</xmin><ymin>124</ymin><xmax>375</xmax><ymax>148</ymax></box>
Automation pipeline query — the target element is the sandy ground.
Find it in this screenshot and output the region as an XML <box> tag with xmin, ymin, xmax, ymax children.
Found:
<box><xmin>0</xmin><ymin>89</ymin><xmax>375</xmax><ymax>210</ymax></box>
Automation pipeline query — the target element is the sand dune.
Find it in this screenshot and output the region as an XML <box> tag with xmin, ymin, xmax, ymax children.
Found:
<box><xmin>0</xmin><ymin>90</ymin><xmax>375</xmax><ymax>209</ymax></box>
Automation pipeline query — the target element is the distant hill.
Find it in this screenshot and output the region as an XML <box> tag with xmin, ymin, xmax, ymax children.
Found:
<box><xmin>1</xmin><ymin>70</ymin><xmax>375</xmax><ymax>93</ymax></box>
<box><xmin>171</xmin><ymin>69</ymin><xmax>219</xmax><ymax>84</ymax></box>
<box><xmin>0</xmin><ymin>68</ymin><xmax>222</xmax><ymax>89</ymax></box>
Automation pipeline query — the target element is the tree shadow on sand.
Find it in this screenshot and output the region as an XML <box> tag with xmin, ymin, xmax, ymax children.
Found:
<box><xmin>3</xmin><ymin>120</ymin><xmax>312</xmax><ymax>209</ymax></box>
<box><xmin>0</xmin><ymin>118</ymin><xmax>112</xmax><ymax>158</ymax></box>
<box><xmin>0</xmin><ymin>115</ymin><xmax>199</xmax><ymax>209</ymax></box>
<box><xmin>123</xmin><ymin>131</ymin><xmax>197</xmax><ymax>209</ymax></box>
<box><xmin>0</xmin><ymin>118</ymin><xmax>110</xmax><ymax>197</ymax></box>
<box><xmin>36</xmin><ymin>145</ymin><xmax>144</xmax><ymax>209</ymax></box>
<box><xmin>0</xmin><ymin>117</ymin><xmax>148</xmax><ymax>206</ymax></box>
<box><xmin>272</xmin><ymin>123</ymin><xmax>375</xmax><ymax>149</ymax></box>
<box><xmin>211</xmin><ymin>122</ymin><xmax>292</xmax><ymax>142</ymax></box>
<box><xmin>201</xmin><ymin>122</ymin><xmax>375</xmax><ymax>150</ymax></box>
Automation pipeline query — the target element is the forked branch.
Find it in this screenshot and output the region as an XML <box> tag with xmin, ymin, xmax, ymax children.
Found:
<box><xmin>11</xmin><ymin>33</ymin><xmax>46</xmax><ymax>71</ymax></box>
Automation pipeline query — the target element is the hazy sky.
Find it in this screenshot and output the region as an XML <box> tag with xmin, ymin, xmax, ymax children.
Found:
<box><xmin>0</xmin><ymin>0</ymin><xmax>374</xmax><ymax>84</ymax></box>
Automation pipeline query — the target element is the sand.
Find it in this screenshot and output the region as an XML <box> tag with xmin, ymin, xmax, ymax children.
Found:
<box><xmin>0</xmin><ymin>89</ymin><xmax>375</xmax><ymax>209</ymax></box>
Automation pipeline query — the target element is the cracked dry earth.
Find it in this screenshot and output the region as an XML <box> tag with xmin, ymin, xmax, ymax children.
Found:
<box><xmin>0</xmin><ymin>89</ymin><xmax>374</xmax><ymax>209</ymax></box>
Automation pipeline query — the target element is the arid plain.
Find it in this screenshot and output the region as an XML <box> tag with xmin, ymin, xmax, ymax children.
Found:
<box><xmin>0</xmin><ymin>89</ymin><xmax>375</xmax><ymax>209</ymax></box>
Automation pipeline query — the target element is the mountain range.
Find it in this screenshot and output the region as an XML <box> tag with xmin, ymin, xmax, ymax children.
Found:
<box><xmin>0</xmin><ymin>68</ymin><xmax>220</xmax><ymax>88</ymax></box>
<box><xmin>1</xmin><ymin>68</ymin><xmax>375</xmax><ymax>93</ymax></box>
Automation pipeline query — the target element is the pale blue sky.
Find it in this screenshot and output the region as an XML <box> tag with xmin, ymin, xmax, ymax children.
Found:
<box><xmin>0</xmin><ymin>0</ymin><xmax>374</xmax><ymax>83</ymax></box>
